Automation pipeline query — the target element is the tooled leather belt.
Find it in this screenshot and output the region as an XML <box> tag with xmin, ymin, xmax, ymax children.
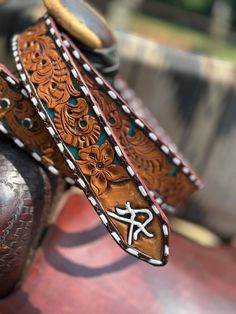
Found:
<box><xmin>0</xmin><ymin>1</ymin><xmax>203</xmax><ymax>266</ymax></box>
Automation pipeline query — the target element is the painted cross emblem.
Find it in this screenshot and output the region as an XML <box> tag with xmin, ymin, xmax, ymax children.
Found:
<box><xmin>108</xmin><ymin>202</ymin><xmax>154</xmax><ymax>245</ymax></box>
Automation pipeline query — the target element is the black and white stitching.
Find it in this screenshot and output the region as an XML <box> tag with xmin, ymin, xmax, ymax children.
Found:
<box><xmin>9</xmin><ymin>18</ymin><xmax>172</xmax><ymax>266</ymax></box>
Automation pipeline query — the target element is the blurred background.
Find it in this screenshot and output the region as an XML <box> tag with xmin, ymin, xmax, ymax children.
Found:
<box><xmin>95</xmin><ymin>0</ymin><xmax>236</xmax><ymax>61</ymax></box>
<box><xmin>0</xmin><ymin>0</ymin><xmax>236</xmax><ymax>242</ymax></box>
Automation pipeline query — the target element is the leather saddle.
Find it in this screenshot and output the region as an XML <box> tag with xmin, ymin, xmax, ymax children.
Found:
<box><xmin>0</xmin><ymin>0</ymin><xmax>202</xmax><ymax>297</ymax></box>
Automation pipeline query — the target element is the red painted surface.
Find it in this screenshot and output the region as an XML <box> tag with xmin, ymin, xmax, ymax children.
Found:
<box><xmin>0</xmin><ymin>193</ymin><xmax>236</xmax><ymax>314</ymax></box>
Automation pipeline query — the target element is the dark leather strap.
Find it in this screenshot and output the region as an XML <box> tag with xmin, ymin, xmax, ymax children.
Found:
<box><xmin>0</xmin><ymin>11</ymin><xmax>202</xmax><ymax>266</ymax></box>
<box><xmin>0</xmin><ymin>132</ymin><xmax>65</xmax><ymax>298</ymax></box>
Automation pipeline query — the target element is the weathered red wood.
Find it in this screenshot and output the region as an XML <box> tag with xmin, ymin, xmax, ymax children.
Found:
<box><xmin>0</xmin><ymin>193</ymin><xmax>236</xmax><ymax>314</ymax></box>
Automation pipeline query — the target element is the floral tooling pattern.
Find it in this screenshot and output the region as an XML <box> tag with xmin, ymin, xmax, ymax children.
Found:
<box><xmin>78</xmin><ymin>141</ymin><xmax>129</xmax><ymax>195</ymax></box>
<box><xmin>18</xmin><ymin>21</ymin><xmax>130</xmax><ymax>197</ymax></box>
<box><xmin>81</xmin><ymin>69</ymin><xmax>196</xmax><ymax>206</ymax></box>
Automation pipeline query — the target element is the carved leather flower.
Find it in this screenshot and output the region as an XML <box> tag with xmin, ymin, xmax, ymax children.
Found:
<box><xmin>78</xmin><ymin>141</ymin><xmax>129</xmax><ymax>195</ymax></box>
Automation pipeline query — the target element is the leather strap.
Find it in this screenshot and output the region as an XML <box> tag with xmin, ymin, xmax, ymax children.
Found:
<box><xmin>0</xmin><ymin>13</ymin><xmax>202</xmax><ymax>266</ymax></box>
<box><xmin>61</xmin><ymin>32</ymin><xmax>202</xmax><ymax>210</ymax></box>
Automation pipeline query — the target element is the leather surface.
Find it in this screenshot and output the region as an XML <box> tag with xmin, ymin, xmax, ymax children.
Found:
<box><xmin>13</xmin><ymin>17</ymin><xmax>174</xmax><ymax>265</ymax></box>
<box><xmin>0</xmin><ymin>134</ymin><xmax>65</xmax><ymax>298</ymax></box>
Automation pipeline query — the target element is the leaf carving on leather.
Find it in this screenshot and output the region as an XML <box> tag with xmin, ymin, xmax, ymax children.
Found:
<box><xmin>18</xmin><ymin>22</ymin><xmax>54</xmax><ymax>73</ymax></box>
<box><xmin>82</xmin><ymin>72</ymin><xmax>130</xmax><ymax>134</ymax></box>
<box><xmin>94</xmin><ymin>91</ymin><xmax>130</xmax><ymax>133</ymax></box>
<box><xmin>54</xmin><ymin>99</ymin><xmax>101</xmax><ymax>148</ymax></box>
<box><xmin>157</xmin><ymin>172</ymin><xmax>196</xmax><ymax>206</ymax></box>
<box><xmin>41</xmin><ymin>143</ymin><xmax>73</xmax><ymax>177</ymax></box>
<box><xmin>77</xmin><ymin>140</ymin><xmax>130</xmax><ymax>195</ymax></box>
<box><xmin>33</xmin><ymin>49</ymin><xmax>80</xmax><ymax>110</ymax></box>
<box><xmin>18</xmin><ymin>22</ymin><xmax>80</xmax><ymax>110</ymax></box>
<box><xmin>121</xmin><ymin>129</ymin><xmax>173</xmax><ymax>190</ymax></box>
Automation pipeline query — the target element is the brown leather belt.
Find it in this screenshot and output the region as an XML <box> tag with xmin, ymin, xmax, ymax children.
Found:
<box><xmin>0</xmin><ymin>10</ymin><xmax>202</xmax><ymax>266</ymax></box>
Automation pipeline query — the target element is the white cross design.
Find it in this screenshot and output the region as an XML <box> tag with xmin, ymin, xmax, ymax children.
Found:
<box><xmin>108</xmin><ymin>202</ymin><xmax>154</xmax><ymax>245</ymax></box>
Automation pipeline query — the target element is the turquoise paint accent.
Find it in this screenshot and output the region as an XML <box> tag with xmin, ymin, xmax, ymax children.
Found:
<box><xmin>88</xmin><ymin>110</ymin><xmax>94</xmax><ymax>117</ymax></box>
<box><xmin>80</xmin><ymin>120</ymin><xmax>87</xmax><ymax>127</ymax></box>
<box><xmin>113</xmin><ymin>157</ymin><xmax>120</xmax><ymax>165</ymax></box>
<box><xmin>85</xmin><ymin>175</ymin><xmax>90</xmax><ymax>182</ymax></box>
<box><xmin>128</xmin><ymin>122</ymin><xmax>136</xmax><ymax>137</ymax></box>
<box><xmin>69</xmin><ymin>97</ymin><xmax>77</xmax><ymax>106</ymax></box>
<box><xmin>67</xmin><ymin>144</ymin><xmax>80</xmax><ymax>160</ymax></box>
<box><xmin>42</xmin><ymin>100</ymin><xmax>54</xmax><ymax>120</ymax></box>
<box><xmin>72</xmin><ymin>80</ymin><xmax>80</xmax><ymax>90</ymax></box>
<box><xmin>97</xmin><ymin>132</ymin><xmax>106</xmax><ymax>146</ymax></box>
<box><xmin>108</xmin><ymin>117</ymin><xmax>115</xmax><ymax>125</ymax></box>
<box><xmin>46</xmin><ymin>108</ymin><xmax>55</xmax><ymax>120</ymax></box>
<box><xmin>168</xmin><ymin>167</ymin><xmax>179</xmax><ymax>176</ymax></box>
